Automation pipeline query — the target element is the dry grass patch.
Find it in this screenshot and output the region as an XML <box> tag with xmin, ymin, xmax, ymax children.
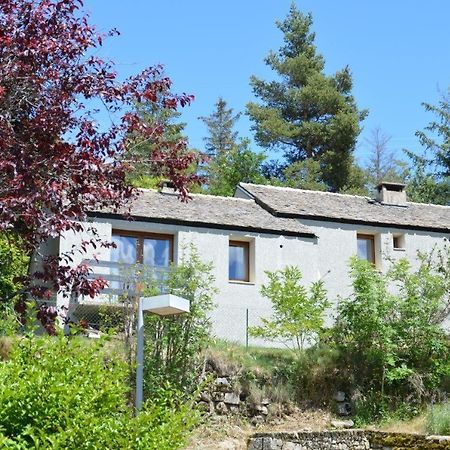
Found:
<box><xmin>184</xmin><ymin>408</ymin><xmax>331</xmax><ymax>450</ymax></box>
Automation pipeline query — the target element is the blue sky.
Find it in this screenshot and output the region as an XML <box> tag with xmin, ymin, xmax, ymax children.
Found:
<box><xmin>85</xmin><ymin>0</ymin><xmax>450</xmax><ymax>165</ymax></box>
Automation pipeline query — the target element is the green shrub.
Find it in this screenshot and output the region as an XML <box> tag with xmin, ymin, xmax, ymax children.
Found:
<box><xmin>292</xmin><ymin>344</ymin><xmax>341</xmax><ymax>405</ymax></box>
<box><xmin>426</xmin><ymin>402</ymin><xmax>450</xmax><ymax>435</ymax></box>
<box><xmin>335</xmin><ymin>252</ymin><xmax>450</xmax><ymax>423</ymax></box>
<box><xmin>0</xmin><ymin>334</ymin><xmax>198</xmax><ymax>449</ymax></box>
<box><xmin>143</xmin><ymin>245</ymin><xmax>216</xmax><ymax>396</ymax></box>
<box><xmin>249</xmin><ymin>266</ymin><xmax>330</xmax><ymax>352</ymax></box>
<box><xmin>0</xmin><ymin>232</ymin><xmax>29</xmax><ymax>334</ymax></box>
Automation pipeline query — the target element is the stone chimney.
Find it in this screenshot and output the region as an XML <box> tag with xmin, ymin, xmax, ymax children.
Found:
<box><xmin>375</xmin><ymin>182</ymin><xmax>407</xmax><ymax>206</ymax></box>
<box><xmin>158</xmin><ymin>179</ymin><xmax>176</xmax><ymax>194</ymax></box>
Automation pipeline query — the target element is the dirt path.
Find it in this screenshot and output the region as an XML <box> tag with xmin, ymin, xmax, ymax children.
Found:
<box><xmin>185</xmin><ymin>409</ymin><xmax>331</xmax><ymax>450</ymax></box>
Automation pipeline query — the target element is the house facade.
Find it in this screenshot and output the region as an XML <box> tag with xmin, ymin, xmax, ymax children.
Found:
<box><xmin>55</xmin><ymin>182</ymin><xmax>450</xmax><ymax>345</ymax></box>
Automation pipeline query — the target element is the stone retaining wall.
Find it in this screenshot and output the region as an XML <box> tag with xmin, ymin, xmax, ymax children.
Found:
<box><xmin>248</xmin><ymin>430</ymin><xmax>450</xmax><ymax>450</ymax></box>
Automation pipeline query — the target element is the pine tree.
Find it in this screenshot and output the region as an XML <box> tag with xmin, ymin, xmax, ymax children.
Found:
<box><xmin>416</xmin><ymin>89</ymin><xmax>450</xmax><ymax>176</ymax></box>
<box><xmin>405</xmin><ymin>89</ymin><xmax>450</xmax><ymax>205</ymax></box>
<box><xmin>126</xmin><ymin>99</ymin><xmax>188</xmax><ymax>186</ymax></box>
<box><xmin>199</xmin><ymin>97</ymin><xmax>241</xmax><ymax>157</ymax></box>
<box><xmin>200</xmin><ymin>99</ymin><xmax>265</xmax><ymax>196</ymax></box>
<box><xmin>247</xmin><ymin>4</ymin><xmax>367</xmax><ymax>192</ymax></box>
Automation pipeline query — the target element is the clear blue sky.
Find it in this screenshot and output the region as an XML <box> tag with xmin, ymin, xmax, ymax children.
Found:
<box><xmin>85</xmin><ymin>0</ymin><xmax>450</xmax><ymax>165</ymax></box>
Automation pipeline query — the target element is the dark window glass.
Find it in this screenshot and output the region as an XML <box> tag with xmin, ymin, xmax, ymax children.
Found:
<box><xmin>229</xmin><ymin>241</ymin><xmax>249</xmax><ymax>281</ymax></box>
<box><xmin>357</xmin><ymin>234</ymin><xmax>375</xmax><ymax>263</ymax></box>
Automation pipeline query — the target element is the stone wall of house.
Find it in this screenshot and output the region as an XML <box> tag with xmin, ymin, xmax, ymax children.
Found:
<box><xmin>247</xmin><ymin>430</ymin><xmax>450</xmax><ymax>450</ymax></box>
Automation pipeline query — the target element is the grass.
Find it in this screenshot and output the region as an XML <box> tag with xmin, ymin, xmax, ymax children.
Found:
<box><xmin>204</xmin><ymin>339</ymin><xmax>298</xmax><ymax>410</ymax></box>
<box><xmin>373</xmin><ymin>414</ymin><xmax>427</xmax><ymax>434</ymax></box>
<box><xmin>206</xmin><ymin>339</ymin><xmax>296</xmax><ymax>378</ymax></box>
<box><xmin>426</xmin><ymin>403</ymin><xmax>450</xmax><ymax>435</ymax></box>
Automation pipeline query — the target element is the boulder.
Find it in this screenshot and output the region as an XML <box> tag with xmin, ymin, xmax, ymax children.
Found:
<box><xmin>333</xmin><ymin>391</ymin><xmax>346</xmax><ymax>402</ymax></box>
<box><xmin>224</xmin><ymin>392</ymin><xmax>240</xmax><ymax>405</ymax></box>
<box><xmin>215</xmin><ymin>401</ymin><xmax>228</xmax><ymax>415</ymax></box>
<box><xmin>330</xmin><ymin>419</ymin><xmax>354</xmax><ymax>429</ymax></box>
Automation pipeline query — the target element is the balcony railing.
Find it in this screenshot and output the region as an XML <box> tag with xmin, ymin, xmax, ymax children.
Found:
<box><xmin>79</xmin><ymin>260</ymin><xmax>169</xmax><ymax>303</ymax></box>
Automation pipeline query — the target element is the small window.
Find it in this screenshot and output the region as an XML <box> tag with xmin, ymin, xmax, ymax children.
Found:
<box><xmin>393</xmin><ymin>234</ymin><xmax>405</xmax><ymax>250</ymax></box>
<box><xmin>229</xmin><ymin>241</ymin><xmax>249</xmax><ymax>282</ymax></box>
<box><xmin>357</xmin><ymin>234</ymin><xmax>375</xmax><ymax>264</ymax></box>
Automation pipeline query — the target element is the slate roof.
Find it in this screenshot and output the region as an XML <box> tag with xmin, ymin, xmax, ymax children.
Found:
<box><xmin>238</xmin><ymin>183</ymin><xmax>450</xmax><ymax>233</ymax></box>
<box><xmin>92</xmin><ymin>188</ymin><xmax>315</xmax><ymax>238</ymax></box>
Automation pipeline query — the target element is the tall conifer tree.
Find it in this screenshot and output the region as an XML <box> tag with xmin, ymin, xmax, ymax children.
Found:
<box><xmin>199</xmin><ymin>97</ymin><xmax>241</xmax><ymax>157</ymax></box>
<box><xmin>247</xmin><ymin>4</ymin><xmax>367</xmax><ymax>192</ymax></box>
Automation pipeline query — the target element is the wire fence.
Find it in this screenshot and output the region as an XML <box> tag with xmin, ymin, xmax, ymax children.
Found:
<box><xmin>209</xmin><ymin>302</ymin><xmax>281</xmax><ymax>348</ymax></box>
<box><xmin>33</xmin><ymin>259</ymin><xmax>280</xmax><ymax>347</ymax></box>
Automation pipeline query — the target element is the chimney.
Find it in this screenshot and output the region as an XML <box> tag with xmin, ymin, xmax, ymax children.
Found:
<box><xmin>158</xmin><ymin>179</ymin><xmax>176</xmax><ymax>194</ymax></box>
<box><xmin>375</xmin><ymin>182</ymin><xmax>407</xmax><ymax>206</ymax></box>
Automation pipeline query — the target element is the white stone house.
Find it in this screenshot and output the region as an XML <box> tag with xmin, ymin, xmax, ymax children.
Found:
<box><xmin>55</xmin><ymin>182</ymin><xmax>450</xmax><ymax>345</ymax></box>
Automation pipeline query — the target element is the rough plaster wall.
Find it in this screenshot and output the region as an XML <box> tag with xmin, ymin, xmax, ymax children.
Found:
<box><xmin>55</xmin><ymin>215</ymin><xmax>449</xmax><ymax>345</ymax></box>
<box><xmin>301</xmin><ymin>218</ymin><xmax>450</xmax><ymax>321</ymax></box>
<box><xmin>177</xmin><ymin>228</ymin><xmax>317</xmax><ymax>346</ymax></box>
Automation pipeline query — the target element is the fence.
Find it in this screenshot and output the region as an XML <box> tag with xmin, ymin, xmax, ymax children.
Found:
<box><xmin>209</xmin><ymin>302</ymin><xmax>280</xmax><ymax>348</ymax></box>
<box><xmin>38</xmin><ymin>259</ymin><xmax>281</xmax><ymax>348</ymax></box>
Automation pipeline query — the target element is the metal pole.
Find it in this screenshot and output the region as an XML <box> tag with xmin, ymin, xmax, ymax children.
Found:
<box><xmin>135</xmin><ymin>299</ymin><xmax>144</xmax><ymax>412</ymax></box>
<box><xmin>246</xmin><ymin>308</ymin><xmax>249</xmax><ymax>350</ymax></box>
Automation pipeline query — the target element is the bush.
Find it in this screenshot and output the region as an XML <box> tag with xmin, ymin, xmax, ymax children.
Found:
<box><xmin>334</xmin><ymin>253</ymin><xmax>450</xmax><ymax>423</ymax></box>
<box><xmin>143</xmin><ymin>245</ymin><xmax>216</xmax><ymax>396</ymax></box>
<box><xmin>0</xmin><ymin>232</ymin><xmax>28</xmax><ymax>334</ymax></box>
<box><xmin>0</xmin><ymin>334</ymin><xmax>198</xmax><ymax>449</ymax></box>
<box><xmin>249</xmin><ymin>266</ymin><xmax>330</xmax><ymax>352</ymax></box>
<box><xmin>426</xmin><ymin>402</ymin><xmax>450</xmax><ymax>435</ymax></box>
<box><xmin>292</xmin><ymin>344</ymin><xmax>341</xmax><ymax>405</ymax></box>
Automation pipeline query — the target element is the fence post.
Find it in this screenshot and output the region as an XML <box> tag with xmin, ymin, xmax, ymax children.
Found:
<box><xmin>246</xmin><ymin>308</ymin><xmax>249</xmax><ymax>350</ymax></box>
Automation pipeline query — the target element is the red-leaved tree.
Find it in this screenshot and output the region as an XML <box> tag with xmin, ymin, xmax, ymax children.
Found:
<box><xmin>0</xmin><ymin>0</ymin><xmax>203</xmax><ymax>323</ymax></box>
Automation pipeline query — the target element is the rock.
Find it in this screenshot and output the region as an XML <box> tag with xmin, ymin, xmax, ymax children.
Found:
<box><xmin>336</xmin><ymin>401</ymin><xmax>352</xmax><ymax>416</ymax></box>
<box><xmin>247</xmin><ymin>438</ymin><xmax>263</xmax><ymax>450</ymax></box>
<box><xmin>333</xmin><ymin>391</ymin><xmax>346</xmax><ymax>402</ymax></box>
<box><xmin>250</xmin><ymin>415</ymin><xmax>265</xmax><ymax>425</ymax></box>
<box><xmin>281</xmin><ymin>443</ymin><xmax>300</xmax><ymax>450</ymax></box>
<box><xmin>215</xmin><ymin>401</ymin><xmax>228</xmax><ymax>415</ymax></box>
<box><xmin>200</xmin><ymin>391</ymin><xmax>211</xmax><ymax>402</ymax></box>
<box><xmin>214</xmin><ymin>377</ymin><xmax>230</xmax><ymax>388</ymax></box>
<box><xmin>212</xmin><ymin>391</ymin><xmax>225</xmax><ymax>402</ymax></box>
<box><xmin>224</xmin><ymin>392</ymin><xmax>240</xmax><ymax>405</ymax></box>
<box><xmin>330</xmin><ymin>419</ymin><xmax>354</xmax><ymax>428</ymax></box>
<box><xmin>254</xmin><ymin>404</ymin><xmax>269</xmax><ymax>415</ymax></box>
<box><xmin>261</xmin><ymin>397</ymin><xmax>270</xmax><ymax>405</ymax></box>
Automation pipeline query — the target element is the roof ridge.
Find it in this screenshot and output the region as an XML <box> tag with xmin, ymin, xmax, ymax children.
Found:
<box><xmin>137</xmin><ymin>187</ymin><xmax>254</xmax><ymax>203</ymax></box>
<box><xmin>240</xmin><ymin>183</ymin><xmax>450</xmax><ymax>209</ymax></box>
<box><xmin>240</xmin><ymin>183</ymin><xmax>371</xmax><ymax>200</ymax></box>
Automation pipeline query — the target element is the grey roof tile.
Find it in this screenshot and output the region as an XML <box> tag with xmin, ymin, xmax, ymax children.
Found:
<box><xmin>239</xmin><ymin>183</ymin><xmax>450</xmax><ymax>233</ymax></box>
<box><xmin>94</xmin><ymin>188</ymin><xmax>315</xmax><ymax>237</ymax></box>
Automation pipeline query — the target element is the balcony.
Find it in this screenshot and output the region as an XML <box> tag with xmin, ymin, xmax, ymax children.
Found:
<box><xmin>77</xmin><ymin>259</ymin><xmax>169</xmax><ymax>305</ymax></box>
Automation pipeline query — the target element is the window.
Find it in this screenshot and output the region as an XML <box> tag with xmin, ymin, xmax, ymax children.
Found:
<box><xmin>229</xmin><ymin>240</ymin><xmax>249</xmax><ymax>282</ymax></box>
<box><xmin>393</xmin><ymin>234</ymin><xmax>405</xmax><ymax>250</ymax></box>
<box><xmin>357</xmin><ymin>234</ymin><xmax>375</xmax><ymax>264</ymax></box>
<box><xmin>111</xmin><ymin>231</ymin><xmax>173</xmax><ymax>267</ymax></box>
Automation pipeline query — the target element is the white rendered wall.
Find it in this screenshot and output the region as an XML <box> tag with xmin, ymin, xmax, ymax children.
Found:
<box><xmin>300</xmin><ymin>218</ymin><xmax>450</xmax><ymax>324</ymax></box>
<box><xmin>55</xmin><ymin>216</ymin><xmax>449</xmax><ymax>345</ymax></box>
<box><xmin>71</xmin><ymin>216</ymin><xmax>318</xmax><ymax>346</ymax></box>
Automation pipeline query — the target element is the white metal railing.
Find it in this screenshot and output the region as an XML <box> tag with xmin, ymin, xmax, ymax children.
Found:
<box><xmin>80</xmin><ymin>260</ymin><xmax>169</xmax><ymax>301</ymax></box>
